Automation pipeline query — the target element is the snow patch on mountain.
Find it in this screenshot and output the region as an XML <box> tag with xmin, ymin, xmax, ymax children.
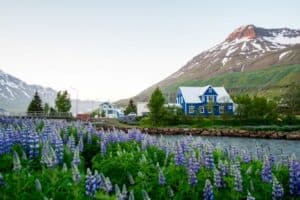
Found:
<box><xmin>279</xmin><ymin>50</ymin><xmax>292</xmax><ymax>60</ymax></box>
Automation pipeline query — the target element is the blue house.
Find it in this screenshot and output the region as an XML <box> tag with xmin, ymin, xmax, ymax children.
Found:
<box><xmin>176</xmin><ymin>85</ymin><xmax>235</xmax><ymax>116</ymax></box>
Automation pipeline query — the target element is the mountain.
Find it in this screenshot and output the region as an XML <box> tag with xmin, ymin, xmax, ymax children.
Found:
<box><xmin>0</xmin><ymin>70</ymin><xmax>100</xmax><ymax>114</ymax></box>
<box><xmin>117</xmin><ymin>25</ymin><xmax>300</xmax><ymax>104</ymax></box>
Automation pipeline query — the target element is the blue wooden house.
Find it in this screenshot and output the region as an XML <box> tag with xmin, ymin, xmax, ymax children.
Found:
<box><xmin>176</xmin><ymin>85</ymin><xmax>234</xmax><ymax>116</ymax></box>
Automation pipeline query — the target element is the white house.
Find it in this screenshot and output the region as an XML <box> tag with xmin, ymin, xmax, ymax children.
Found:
<box><xmin>137</xmin><ymin>102</ymin><xmax>149</xmax><ymax>116</ymax></box>
<box><xmin>99</xmin><ymin>102</ymin><xmax>124</xmax><ymax>118</ymax></box>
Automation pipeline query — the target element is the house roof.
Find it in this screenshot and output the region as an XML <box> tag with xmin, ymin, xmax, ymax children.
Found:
<box><xmin>179</xmin><ymin>85</ymin><xmax>233</xmax><ymax>104</ymax></box>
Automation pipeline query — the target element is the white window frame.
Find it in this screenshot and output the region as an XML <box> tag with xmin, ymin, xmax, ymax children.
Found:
<box><xmin>188</xmin><ymin>105</ymin><xmax>195</xmax><ymax>114</ymax></box>
<box><xmin>199</xmin><ymin>106</ymin><xmax>204</xmax><ymax>113</ymax></box>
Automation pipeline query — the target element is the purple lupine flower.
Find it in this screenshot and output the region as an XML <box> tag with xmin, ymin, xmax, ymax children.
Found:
<box><xmin>72</xmin><ymin>146</ymin><xmax>81</xmax><ymax>166</ymax></box>
<box><xmin>269</xmin><ymin>153</ymin><xmax>275</xmax><ymax>166</ymax></box>
<box><xmin>85</xmin><ymin>168</ymin><xmax>97</xmax><ymax>197</ymax></box>
<box><xmin>78</xmin><ymin>136</ymin><xmax>84</xmax><ymax>152</ymax></box>
<box><xmin>261</xmin><ymin>157</ymin><xmax>272</xmax><ymax>183</ymax></box>
<box><xmin>214</xmin><ymin>168</ymin><xmax>222</xmax><ymax>188</ymax></box>
<box><xmin>4</xmin><ymin>133</ymin><xmax>12</xmax><ymax>153</ymax></box>
<box><xmin>234</xmin><ymin>166</ymin><xmax>243</xmax><ymax>192</ymax></box>
<box><xmin>218</xmin><ymin>160</ymin><xmax>227</xmax><ymax>187</ymax></box>
<box><xmin>100</xmin><ymin>140</ymin><xmax>107</xmax><ymax>156</ymax></box>
<box><xmin>188</xmin><ymin>167</ymin><xmax>198</xmax><ymax>186</ymax></box>
<box><xmin>67</xmin><ymin>135</ymin><xmax>76</xmax><ymax>152</ymax></box>
<box><xmin>158</xmin><ymin>168</ymin><xmax>166</xmax><ymax>185</ymax></box>
<box><xmin>28</xmin><ymin>131</ymin><xmax>39</xmax><ymax>159</ymax></box>
<box><xmin>13</xmin><ymin>151</ymin><xmax>21</xmax><ymax>171</ymax></box>
<box><xmin>242</xmin><ymin>150</ymin><xmax>251</xmax><ymax>163</ymax></box>
<box><xmin>94</xmin><ymin>170</ymin><xmax>102</xmax><ymax>190</ymax></box>
<box><xmin>289</xmin><ymin>159</ymin><xmax>300</xmax><ymax>196</ymax></box>
<box><xmin>53</xmin><ymin>135</ymin><xmax>64</xmax><ymax>164</ymax></box>
<box><xmin>205</xmin><ymin>146</ymin><xmax>214</xmax><ymax>170</ymax></box>
<box><xmin>174</xmin><ymin>144</ymin><xmax>185</xmax><ymax>166</ymax></box>
<box><xmin>0</xmin><ymin>131</ymin><xmax>4</xmax><ymax>155</ymax></box>
<box><xmin>272</xmin><ymin>176</ymin><xmax>284</xmax><ymax>199</ymax></box>
<box><xmin>203</xmin><ymin>179</ymin><xmax>214</xmax><ymax>200</ymax></box>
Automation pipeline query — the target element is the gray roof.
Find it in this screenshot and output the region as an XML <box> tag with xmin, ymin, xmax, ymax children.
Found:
<box><xmin>179</xmin><ymin>85</ymin><xmax>233</xmax><ymax>104</ymax></box>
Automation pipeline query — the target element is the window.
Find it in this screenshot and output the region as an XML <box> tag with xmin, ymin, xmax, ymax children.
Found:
<box><xmin>228</xmin><ymin>105</ymin><xmax>232</xmax><ymax>110</ymax></box>
<box><xmin>199</xmin><ymin>106</ymin><xmax>204</xmax><ymax>113</ymax></box>
<box><xmin>219</xmin><ymin>106</ymin><xmax>224</xmax><ymax>113</ymax></box>
<box><xmin>207</xmin><ymin>95</ymin><xmax>214</xmax><ymax>102</ymax></box>
<box><xmin>199</xmin><ymin>96</ymin><xmax>202</xmax><ymax>102</ymax></box>
<box><xmin>181</xmin><ymin>96</ymin><xmax>183</xmax><ymax>103</ymax></box>
<box><xmin>188</xmin><ymin>105</ymin><xmax>195</xmax><ymax>114</ymax></box>
<box><xmin>207</xmin><ymin>106</ymin><xmax>213</xmax><ymax>113</ymax></box>
<box><xmin>208</xmin><ymin>88</ymin><xmax>212</xmax><ymax>93</ymax></box>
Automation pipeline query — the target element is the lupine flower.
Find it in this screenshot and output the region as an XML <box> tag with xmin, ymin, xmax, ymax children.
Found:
<box><xmin>174</xmin><ymin>144</ymin><xmax>185</xmax><ymax>166</ymax></box>
<box><xmin>85</xmin><ymin>168</ymin><xmax>97</xmax><ymax>197</ymax></box>
<box><xmin>21</xmin><ymin>150</ymin><xmax>27</xmax><ymax>160</ymax></box>
<box><xmin>256</xmin><ymin>145</ymin><xmax>264</xmax><ymax>161</ymax></box>
<box><xmin>289</xmin><ymin>159</ymin><xmax>300</xmax><ymax>196</ymax></box>
<box><xmin>141</xmin><ymin>190</ymin><xmax>151</xmax><ymax>200</ymax></box>
<box><xmin>261</xmin><ymin>157</ymin><xmax>272</xmax><ymax>183</ymax></box>
<box><xmin>128</xmin><ymin>173</ymin><xmax>135</xmax><ymax>185</ymax></box>
<box><xmin>72</xmin><ymin>146</ymin><xmax>81</xmax><ymax>166</ymax></box>
<box><xmin>67</xmin><ymin>135</ymin><xmax>76</xmax><ymax>152</ymax></box>
<box><xmin>28</xmin><ymin>131</ymin><xmax>39</xmax><ymax>159</ymax></box>
<box><xmin>53</xmin><ymin>135</ymin><xmax>64</xmax><ymax>164</ymax></box>
<box><xmin>158</xmin><ymin>168</ymin><xmax>166</xmax><ymax>185</ymax></box>
<box><xmin>78</xmin><ymin>136</ymin><xmax>84</xmax><ymax>152</ymax></box>
<box><xmin>72</xmin><ymin>163</ymin><xmax>81</xmax><ymax>183</ymax></box>
<box><xmin>13</xmin><ymin>151</ymin><xmax>21</xmax><ymax>171</ymax></box>
<box><xmin>62</xmin><ymin>163</ymin><xmax>68</xmax><ymax>172</ymax></box>
<box><xmin>243</xmin><ymin>150</ymin><xmax>251</xmax><ymax>163</ymax></box>
<box><xmin>104</xmin><ymin>177</ymin><xmax>112</xmax><ymax>193</ymax></box>
<box><xmin>214</xmin><ymin>168</ymin><xmax>222</xmax><ymax>188</ymax></box>
<box><xmin>100</xmin><ymin>140</ymin><xmax>107</xmax><ymax>156</ymax></box>
<box><xmin>272</xmin><ymin>176</ymin><xmax>284</xmax><ymax>199</ymax></box>
<box><xmin>128</xmin><ymin>190</ymin><xmax>135</xmax><ymax>200</ymax></box>
<box><xmin>35</xmin><ymin>178</ymin><xmax>42</xmax><ymax>192</ymax></box>
<box><xmin>234</xmin><ymin>166</ymin><xmax>243</xmax><ymax>192</ymax></box>
<box><xmin>247</xmin><ymin>191</ymin><xmax>255</xmax><ymax>200</ymax></box>
<box><xmin>203</xmin><ymin>179</ymin><xmax>214</xmax><ymax>200</ymax></box>
<box><xmin>41</xmin><ymin>142</ymin><xmax>58</xmax><ymax>167</ymax></box>
<box><xmin>205</xmin><ymin>146</ymin><xmax>214</xmax><ymax>170</ymax></box>
<box><xmin>0</xmin><ymin>131</ymin><xmax>4</xmax><ymax>155</ymax></box>
<box><xmin>188</xmin><ymin>167</ymin><xmax>197</xmax><ymax>186</ymax></box>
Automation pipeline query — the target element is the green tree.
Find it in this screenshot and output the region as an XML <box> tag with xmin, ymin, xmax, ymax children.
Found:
<box><xmin>124</xmin><ymin>99</ymin><xmax>137</xmax><ymax>115</ymax></box>
<box><xmin>283</xmin><ymin>82</ymin><xmax>300</xmax><ymax>114</ymax></box>
<box><xmin>27</xmin><ymin>91</ymin><xmax>43</xmax><ymax>113</ymax></box>
<box><xmin>55</xmin><ymin>90</ymin><xmax>72</xmax><ymax>113</ymax></box>
<box><xmin>148</xmin><ymin>87</ymin><xmax>165</xmax><ymax>126</ymax></box>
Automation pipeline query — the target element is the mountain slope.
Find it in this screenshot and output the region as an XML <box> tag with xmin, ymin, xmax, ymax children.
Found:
<box><xmin>117</xmin><ymin>25</ymin><xmax>300</xmax><ymax>104</ymax></box>
<box><xmin>0</xmin><ymin>70</ymin><xmax>100</xmax><ymax>113</ymax></box>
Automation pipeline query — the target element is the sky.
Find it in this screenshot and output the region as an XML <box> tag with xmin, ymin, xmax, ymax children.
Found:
<box><xmin>0</xmin><ymin>0</ymin><xmax>299</xmax><ymax>101</ymax></box>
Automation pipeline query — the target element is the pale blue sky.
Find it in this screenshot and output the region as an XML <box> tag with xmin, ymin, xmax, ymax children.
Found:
<box><xmin>0</xmin><ymin>0</ymin><xmax>299</xmax><ymax>100</ymax></box>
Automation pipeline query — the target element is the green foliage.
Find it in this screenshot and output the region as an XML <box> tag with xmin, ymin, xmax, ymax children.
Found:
<box><xmin>234</xmin><ymin>94</ymin><xmax>278</xmax><ymax>122</ymax></box>
<box><xmin>124</xmin><ymin>99</ymin><xmax>137</xmax><ymax>115</ymax></box>
<box><xmin>282</xmin><ymin>82</ymin><xmax>300</xmax><ymax>114</ymax></box>
<box><xmin>55</xmin><ymin>90</ymin><xmax>72</xmax><ymax>113</ymax></box>
<box><xmin>27</xmin><ymin>91</ymin><xmax>44</xmax><ymax>113</ymax></box>
<box><xmin>148</xmin><ymin>87</ymin><xmax>166</xmax><ymax>126</ymax></box>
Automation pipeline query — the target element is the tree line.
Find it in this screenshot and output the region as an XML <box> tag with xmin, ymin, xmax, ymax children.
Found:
<box><xmin>27</xmin><ymin>90</ymin><xmax>72</xmax><ymax>116</ymax></box>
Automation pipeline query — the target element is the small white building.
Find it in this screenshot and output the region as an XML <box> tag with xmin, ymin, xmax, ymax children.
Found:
<box><xmin>137</xmin><ymin>102</ymin><xmax>182</xmax><ymax>116</ymax></box>
<box><xmin>99</xmin><ymin>102</ymin><xmax>124</xmax><ymax>118</ymax></box>
<box><xmin>137</xmin><ymin>102</ymin><xmax>149</xmax><ymax>116</ymax></box>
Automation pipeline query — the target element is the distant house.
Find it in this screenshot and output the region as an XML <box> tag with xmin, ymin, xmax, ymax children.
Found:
<box><xmin>76</xmin><ymin>113</ymin><xmax>91</xmax><ymax>121</ymax></box>
<box><xmin>176</xmin><ymin>85</ymin><xmax>234</xmax><ymax>116</ymax></box>
<box><xmin>99</xmin><ymin>102</ymin><xmax>124</xmax><ymax>118</ymax></box>
<box><xmin>137</xmin><ymin>102</ymin><xmax>150</xmax><ymax>116</ymax></box>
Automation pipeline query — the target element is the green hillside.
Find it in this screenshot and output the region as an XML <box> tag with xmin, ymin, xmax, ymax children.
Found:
<box><xmin>164</xmin><ymin>64</ymin><xmax>300</xmax><ymax>98</ymax></box>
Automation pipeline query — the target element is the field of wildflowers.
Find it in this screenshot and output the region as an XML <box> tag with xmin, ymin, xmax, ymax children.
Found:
<box><xmin>0</xmin><ymin>117</ymin><xmax>299</xmax><ymax>199</ymax></box>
